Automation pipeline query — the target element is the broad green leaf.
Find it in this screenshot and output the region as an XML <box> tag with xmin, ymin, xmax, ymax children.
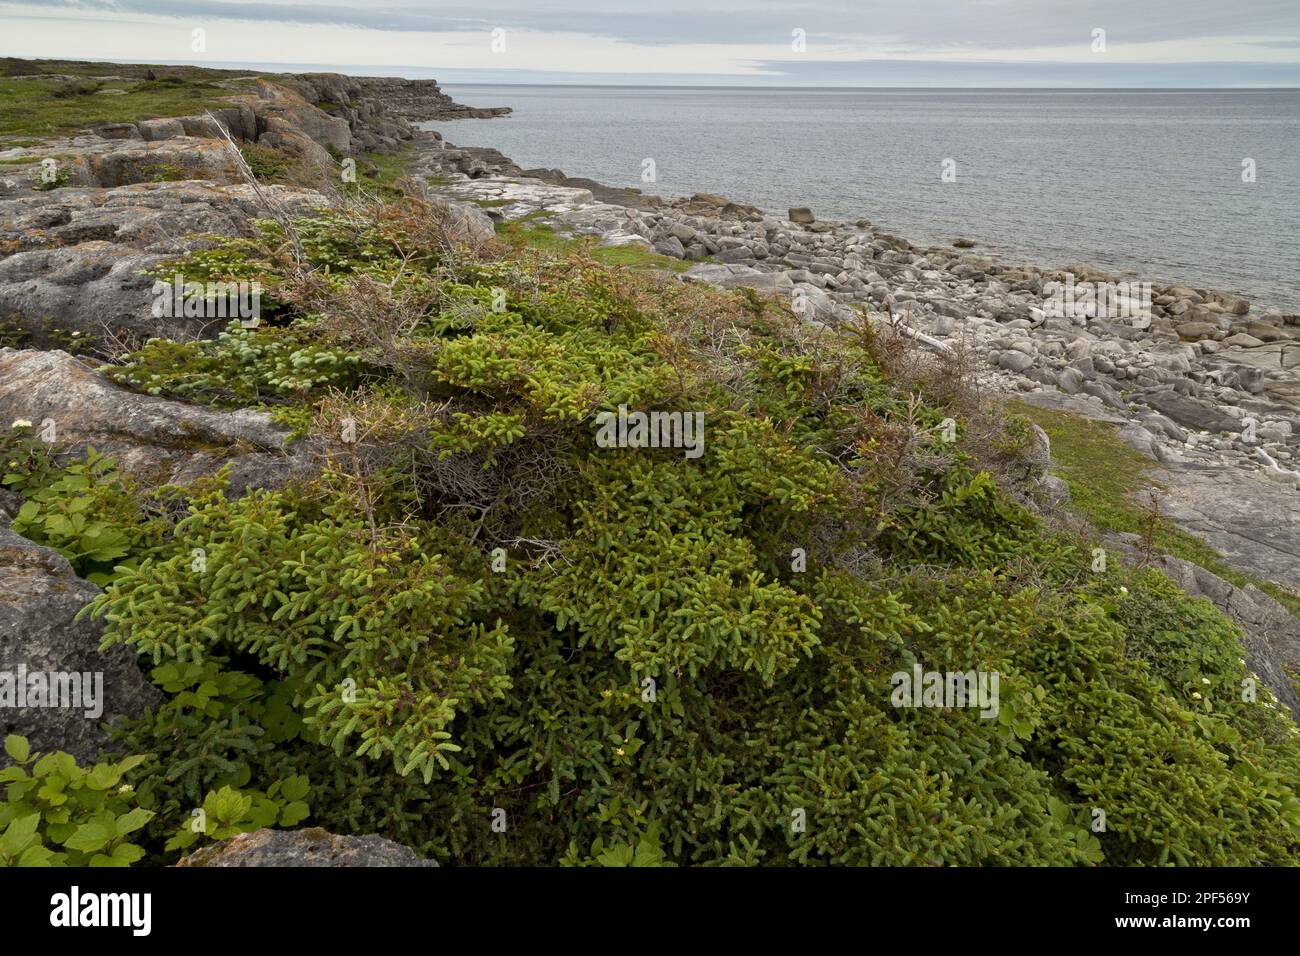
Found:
<box><xmin>3</xmin><ymin>736</ymin><xmax>29</xmax><ymax>764</ymax></box>
<box><xmin>63</xmin><ymin>821</ymin><xmax>113</xmax><ymax>853</ymax></box>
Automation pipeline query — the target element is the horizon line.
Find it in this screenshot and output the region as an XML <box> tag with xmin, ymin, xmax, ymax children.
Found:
<box><xmin>5</xmin><ymin>54</ymin><xmax>1299</xmax><ymax>91</ymax></box>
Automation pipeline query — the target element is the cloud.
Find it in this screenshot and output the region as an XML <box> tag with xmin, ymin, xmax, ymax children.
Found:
<box><xmin>2</xmin><ymin>0</ymin><xmax>1298</xmax><ymax>83</ymax></box>
<box><xmin>8</xmin><ymin>0</ymin><xmax>1300</xmax><ymax>49</ymax></box>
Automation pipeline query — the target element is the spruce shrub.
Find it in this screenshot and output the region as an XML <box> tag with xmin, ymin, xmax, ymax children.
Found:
<box><xmin>51</xmin><ymin>202</ymin><xmax>1299</xmax><ymax>865</ymax></box>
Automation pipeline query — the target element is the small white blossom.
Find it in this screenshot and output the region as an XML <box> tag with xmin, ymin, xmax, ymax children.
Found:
<box><xmin>10</xmin><ymin>419</ymin><xmax>32</xmax><ymax>429</ymax></box>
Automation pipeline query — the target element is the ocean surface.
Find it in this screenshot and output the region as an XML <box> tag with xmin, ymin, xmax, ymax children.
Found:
<box><xmin>430</xmin><ymin>86</ymin><xmax>1300</xmax><ymax>313</ymax></box>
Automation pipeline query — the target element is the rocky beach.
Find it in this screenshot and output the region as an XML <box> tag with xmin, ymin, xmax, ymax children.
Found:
<box><xmin>419</xmin><ymin>122</ymin><xmax>1300</xmax><ymax>589</ymax></box>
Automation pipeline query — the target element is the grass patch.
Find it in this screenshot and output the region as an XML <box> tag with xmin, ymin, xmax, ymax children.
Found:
<box><xmin>0</xmin><ymin>74</ymin><xmax>250</xmax><ymax>142</ymax></box>
<box><xmin>2</xmin><ymin>58</ymin><xmax>260</xmax><ymax>81</ymax></box>
<box><xmin>496</xmin><ymin>217</ymin><xmax>691</xmax><ymax>273</ymax></box>
<box><xmin>1012</xmin><ymin>399</ymin><xmax>1300</xmax><ymax>617</ymax></box>
<box><xmin>348</xmin><ymin>145</ymin><xmax>418</xmax><ymax>200</ymax></box>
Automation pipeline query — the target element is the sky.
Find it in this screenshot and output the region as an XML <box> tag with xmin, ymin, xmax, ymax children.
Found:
<box><xmin>4</xmin><ymin>0</ymin><xmax>1300</xmax><ymax>87</ymax></box>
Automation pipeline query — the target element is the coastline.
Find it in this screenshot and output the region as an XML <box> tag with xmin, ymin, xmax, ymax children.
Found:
<box><xmin>428</xmin><ymin>84</ymin><xmax>1300</xmax><ymax>316</ymax></box>
<box><xmin>416</xmin><ymin>124</ymin><xmax>1300</xmax><ymax>599</ymax></box>
<box><xmin>0</xmin><ymin>58</ymin><xmax>1295</xmax><ymax>688</ymax></box>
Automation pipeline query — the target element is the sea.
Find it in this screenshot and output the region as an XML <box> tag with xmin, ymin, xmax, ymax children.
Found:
<box><xmin>429</xmin><ymin>86</ymin><xmax>1300</xmax><ymax>313</ymax></box>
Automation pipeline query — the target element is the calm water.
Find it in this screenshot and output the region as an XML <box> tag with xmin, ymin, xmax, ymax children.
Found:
<box><xmin>430</xmin><ymin>86</ymin><xmax>1300</xmax><ymax>312</ymax></box>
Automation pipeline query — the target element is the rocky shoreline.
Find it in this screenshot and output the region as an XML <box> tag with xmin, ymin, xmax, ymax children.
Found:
<box><xmin>0</xmin><ymin>65</ymin><xmax>1296</xmax><ymax>747</ymax></box>
<box><xmin>418</xmin><ymin>128</ymin><xmax>1300</xmax><ymax>600</ymax></box>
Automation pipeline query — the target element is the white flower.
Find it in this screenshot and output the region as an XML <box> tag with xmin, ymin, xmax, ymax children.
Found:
<box><xmin>1201</xmin><ymin>678</ymin><xmax>1211</xmax><ymax>685</ymax></box>
<box><xmin>1191</xmin><ymin>692</ymin><xmax>1202</xmax><ymax>700</ymax></box>
<box><xmin>10</xmin><ymin>419</ymin><xmax>32</xmax><ymax>429</ymax></box>
<box><xmin>1118</xmin><ymin>586</ymin><xmax>1128</xmax><ymax>594</ymax></box>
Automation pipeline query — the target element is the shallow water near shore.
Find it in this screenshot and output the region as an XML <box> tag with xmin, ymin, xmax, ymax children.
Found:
<box><xmin>432</xmin><ymin>85</ymin><xmax>1300</xmax><ymax>312</ymax></box>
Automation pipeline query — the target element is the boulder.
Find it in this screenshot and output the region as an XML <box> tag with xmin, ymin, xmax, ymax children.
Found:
<box><xmin>431</xmin><ymin>199</ymin><xmax>496</xmax><ymax>247</ymax></box>
<box><xmin>74</xmin><ymin>138</ymin><xmax>242</xmax><ymax>188</ymax></box>
<box><xmin>1175</xmin><ymin>321</ymin><xmax>1218</xmax><ymax>341</ymax></box>
<box><xmin>1242</xmin><ymin>321</ymin><xmax>1294</xmax><ymax>343</ymax></box>
<box><xmin>136</xmin><ymin>118</ymin><xmax>186</xmax><ymax>142</ymax></box>
<box><xmin>177</xmin><ymin>828</ymin><xmax>436</xmax><ymax>867</ymax></box>
<box><xmin>1082</xmin><ymin>379</ymin><xmax>1127</xmax><ymax>410</ymax></box>
<box><xmin>0</xmin><ymin>349</ymin><xmax>314</xmax><ymax>493</ymax></box>
<box><xmin>788</xmin><ymin>207</ymin><xmax>815</xmax><ymax>225</ymax></box>
<box><xmin>669</xmin><ymin>222</ymin><xmax>701</xmax><ymax>244</ymax></box>
<box><xmin>996</xmin><ymin>350</ymin><xmax>1036</xmax><ymax>374</ymax></box>
<box><xmin>1139</xmin><ymin>412</ymin><xmax>1189</xmax><ymax>443</ymax></box>
<box><xmin>713</xmin><ymin>246</ymin><xmax>755</xmax><ymax>264</ymax></box>
<box><xmin>0</xmin><ymin>526</ymin><xmax>159</xmax><ymax>766</ymax></box>
<box><xmin>653</xmin><ymin>235</ymin><xmax>686</xmax><ymax>259</ymax></box>
<box><xmin>1223</xmin><ymin>333</ymin><xmax>1264</xmax><ymax>348</ymax></box>
<box><xmin>0</xmin><ymin>181</ymin><xmax>328</xmax><ymax>348</ymax></box>
<box><xmin>1055</xmin><ymin>367</ymin><xmax>1085</xmax><ymax>394</ymax></box>
<box><xmin>720</xmin><ymin>201</ymin><xmax>764</xmax><ymax>222</ymax></box>
<box><xmin>1143</xmin><ymin>391</ymin><xmax>1241</xmax><ymax>434</ymax></box>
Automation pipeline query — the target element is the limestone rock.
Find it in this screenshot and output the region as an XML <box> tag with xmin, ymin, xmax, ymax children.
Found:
<box><xmin>430</xmin><ymin>199</ymin><xmax>496</xmax><ymax>247</ymax></box>
<box><xmin>0</xmin><ymin>526</ymin><xmax>158</xmax><ymax>766</ymax></box>
<box><xmin>1143</xmin><ymin>391</ymin><xmax>1241</xmax><ymax>434</ymax></box>
<box><xmin>0</xmin><ymin>181</ymin><xmax>328</xmax><ymax>348</ymax></box>
<box><xmin>177</xmin><ymin>828</ymin><xmax>436</xmax><ymax>867</ymax></box>
<box><xmin>0</xmin><ymin>349</ymin><xmax>314</xmax><ymax>492</ymax></box>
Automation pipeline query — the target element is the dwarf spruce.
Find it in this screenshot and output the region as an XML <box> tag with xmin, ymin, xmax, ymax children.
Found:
<box><xmin>41</xmin><ymin>197</ymin><xmax>1296</xmax><ymax>866</ymax></box>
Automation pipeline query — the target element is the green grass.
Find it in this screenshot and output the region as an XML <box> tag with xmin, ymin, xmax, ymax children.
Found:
<box><xmin>350</xmin><ymin>145</ymin><xmax>418</xmax><ymax>199</ymax></box>
<box><xmin>0</xmin><ymin>74</ymin><xmax>250</xmax><ymax>142</ymax></box>
<box><xmin>1011</xmin><ymin>399</ymin><xmax>1300</xmax><ymax>617</ymax></box>
<box><xmin>497</xmin><ymin>218</ymin><xmax>692</xmax><ymax>273</ymax></box>
<box><xmin>2</xmin><ymin>58</ymin><xmax>259</xmax><ymax>81</ymax></box>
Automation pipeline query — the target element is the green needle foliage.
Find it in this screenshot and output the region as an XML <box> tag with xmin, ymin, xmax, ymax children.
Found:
<box><xmin>47</xmin><ymin>196</ymin><xmax>1299</xmax><ymax>865</ymax></box>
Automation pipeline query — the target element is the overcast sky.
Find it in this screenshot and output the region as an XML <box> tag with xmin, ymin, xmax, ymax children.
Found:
<box><xmin>4</xmin><ymin>0</ymin><xmax>1300</xmax><ymax>86</ymax></box>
